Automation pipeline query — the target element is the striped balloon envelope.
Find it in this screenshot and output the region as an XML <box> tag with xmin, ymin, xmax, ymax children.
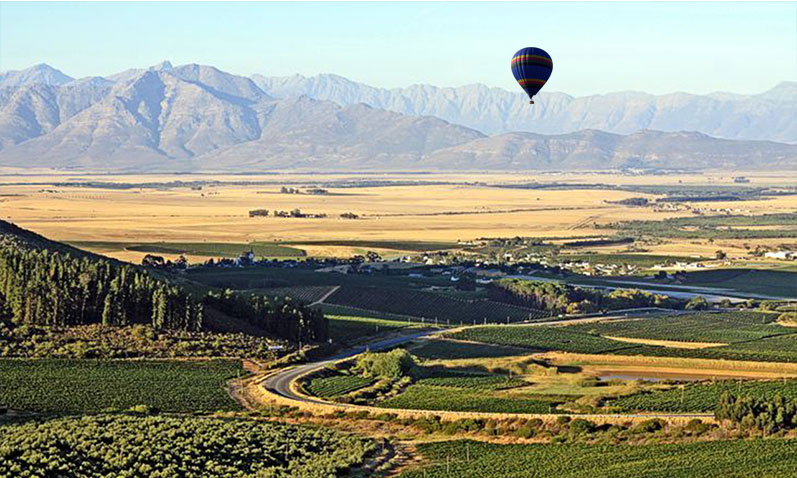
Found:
<box><xmin>511</xmin><ymin>47</ymin><xmax>553</xmax><ymax>104</ymax></box>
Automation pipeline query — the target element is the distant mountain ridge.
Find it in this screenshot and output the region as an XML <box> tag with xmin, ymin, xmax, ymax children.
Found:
<box><xmin>423</xmin><ymin>130</ymin><xmax>797</xmax><ymax>171</ymax></box>
<box><xmin>0</xmin><ymin>62</ymin><xmax>794</xmax><ymax>171</ymax></box>
<box><xmin>253</xmin><ymin>73</ymin><xmax>797</xmax><ymax>143</ymax></box>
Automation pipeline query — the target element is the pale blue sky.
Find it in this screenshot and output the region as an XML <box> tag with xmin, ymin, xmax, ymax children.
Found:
<box><xmin>0</xmin><ymin>1</ymin><xmax>794</xmax><ymax>96</ymax></box>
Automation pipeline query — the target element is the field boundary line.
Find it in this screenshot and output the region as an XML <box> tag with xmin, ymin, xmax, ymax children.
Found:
<box><xmin>310</xmin><ymin>285</ymin><xmax>341</xmax><ymax>306</ymax></box>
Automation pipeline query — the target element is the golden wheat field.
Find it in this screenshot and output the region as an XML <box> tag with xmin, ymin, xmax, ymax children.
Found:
<box><xmin>1</xmin><ymin>171</ymin><xmax>794</xmax><ymax>261</ymax></box>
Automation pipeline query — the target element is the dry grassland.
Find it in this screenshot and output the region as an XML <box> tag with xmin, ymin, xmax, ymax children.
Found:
<box><xmin>1</xmin><ymin>172</ymin><xmax>793</xmax><ymax>260</ymax></box>
<box><xmin>601</xmin><ymin>335</ymin><xmax>728</xmax><ymax>349</ymax></box>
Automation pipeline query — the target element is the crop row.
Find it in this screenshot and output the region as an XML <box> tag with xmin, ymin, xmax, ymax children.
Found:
<box><xmin>611</xmin><ymin>379</ymin><xmax>797</xmax><ymax>413</ymax></box>
<box><xmin>566</xmin><ymin>312</ymin><xmax>785</xmax><ymax>344</ymax></box>
<box><xmin>377</xmin><ymin>385</ymin><xmax>560</xmax><ymax>414</ymax></box>
<box><xmin>327</xmin><ymin>286</ymin><xmax>547</xmax><ymax>323</ymax></box>
<box><xmin>327</xmin><ymin>315</ymin><xmax>416</xmax><ymax>343</ymax></box>
<box><xmin>416</xmin><ymin>374</ymin><xmax>527</xmax><ymax>391</ymax></box>
<box><xmin>306</xmin><ymin>374</ymin><xmax>375</xmax><ymax>398</ymax></box>
<box><xmin>259</xmin><ymin>285</ymin><xmax>337</xmax><ymax>304</ymax></box>
<box><xmin>613</xmin><ymin>333</ymin><xmax>797</xmax><ymax>363</ymax></box>
<box><xmin>0</xmin><ymin>359</ymin><xmax>242</xmax><ymax>413</ymax></box>
<box><xmin>448</xmin><ymin>326</ymin><xmax>633</xmax><ymax>354</ymax></box>
<box><xmin>400</xmin><ymin>438</ymin><xmax>797</xmax><ymax>477</ymax></box>
<box><xmin>409</xmin><ymin>339</ymin><xmax>526</xmax><ymax>360</ymax></box>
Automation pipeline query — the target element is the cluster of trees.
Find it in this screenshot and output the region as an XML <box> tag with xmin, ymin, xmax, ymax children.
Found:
<box><xmin>250</xmin><ymin>210</ymin><xmax>360</xmax><ymax>219</ymax></box>
<box><xmin>249</xmin><ymin>209</ymin><xmax>269</xmax><ymax>217</ymax></box>
<box><xmin>279</xmin><ymin>186</ymin><xmax>329</xmax><ymax>195</ymax></box>
<box><xmin>250</xmin><ymin>208</ymin><xmax>330</xmax><ymax>218</ymax></box>
<box><xmin>607</xmin><ymin>197</ymin><xmax>649</xmax><ymax>207</ymax></box>
<box><xmin>488</xmin><ymin>279</ymin><xmax>683</xmax><ymax>314</ymax></box>
<box><xmin>0</xmin><ymin>243</ymin><xmax>202</xmax><ymax>330</ymax></box>
<box><xmin>274</xmin><ymin>209</ymin><xmax>327</xmax><ymax>218</ymax></box>
<box><xmin>141</xmin><ymin>254</ymin><xmax>188</xmax><ymax>270</ymax></box>
<box><xmin>716</xmin><ymin>392</ymin><xmax>797</xmax><ymax>433</ymax></box>
<box><xmin>605</xmin><ymin>213</ymin><xmax>797</xmax><ymax>240</ymax></box>
<box><xmin>355</xmin><ymin>349</ymin><xmax>415</xmax><ymax>379</ymax></box>
<box><xmin>0</xmin><ymin>239</ymin><xmax>328</xmax><ymax>344</ymax></box>
<box><xmin>562</xmin><ymin>237</ymin><xmax>634</xmax><ymax>248</ymax></box>
<box><xmin>204</xmin><ymin>290</ymin><xmax>327</xmax><ymax>343</ymax></box>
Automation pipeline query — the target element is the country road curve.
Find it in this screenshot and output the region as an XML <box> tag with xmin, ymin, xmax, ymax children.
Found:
<box><xmin>258</xmin><ymin>326</ymin><xmax>715</xmax><ymax>423</ymax></box>
<box><xmin>263</xmin><ymin>330</ymin><xmax>438</xmax><ymax>406</ymax></box>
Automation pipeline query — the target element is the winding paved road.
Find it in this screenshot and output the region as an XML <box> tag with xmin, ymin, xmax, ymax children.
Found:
<box><xmin>260</xmin><ymin>325</ymin><xmax>713</xmax><ymax>420</ymax></box>
<box><xmin>264</xmin><ymin>330</ymin><xmax>437</xmax><ymax>406</ymax></box>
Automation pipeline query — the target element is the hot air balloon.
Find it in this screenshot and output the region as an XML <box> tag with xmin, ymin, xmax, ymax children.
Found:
<box><xmin>511</xmin><ymin>47</ymin><xmax>553</xmax><ymax>104</ymax></box>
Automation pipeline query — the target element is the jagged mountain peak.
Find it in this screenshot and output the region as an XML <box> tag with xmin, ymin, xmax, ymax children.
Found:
<box><xmin>0</xmin><ymin>63</ymin><xmax>74</xmax><ymax>88</ymax></box>
<box><xmin>149</xmin><ymin>60</ymin><xmax>174</xmax><ymax>71</ymax></box>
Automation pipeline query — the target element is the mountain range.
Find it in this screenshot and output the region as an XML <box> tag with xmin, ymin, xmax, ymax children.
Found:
<box><xmin>253</xmin><ymin>74</ymin><xmax>797</xmax><ymax>143</ymax></box>
<box><xmin>0</xmin><ymin>62</ymin><xmax>794</xmax><ymax>171</ymax></box>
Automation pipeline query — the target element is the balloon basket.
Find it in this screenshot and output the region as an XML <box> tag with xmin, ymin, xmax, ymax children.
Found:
<box><xmin>529</xmin><ymin>100</ymin><xmax>534</xmax><ymax>104</ymax></box>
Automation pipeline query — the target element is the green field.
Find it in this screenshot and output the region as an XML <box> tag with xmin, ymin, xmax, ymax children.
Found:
<box><xmin>71</xmin><ymin>241</ymin><xmax>306</xmax><ymax>257</ymax></box>
<box><xmin>306</xmin><ymin>374</ymin><xmax>375</xmax><ymax>398</ymax></box>
<box><xmin>611</xmin><ymin>379</ymin><xmax>797</xmax><ymax>413</ymax></box>
<box><xmin>566</xmin><ymin>312</ymin><xmax>787</xmax><ymax>344</ymax></box>
<box><xmin>558</xmin><ymin>254</ymin><xmax>702</xmax><ymax>267</ymax></box>
<box><xmin>438</xmin><ymin>310</ymin><xmax>797</xmax><ymax>363</ymax></box>
<box><xmin>415</xmin><ymin>374</ymin><xmax>526</xmax><ymax>391</ymax></box>
<box><xmin>0</xmin><ymin>359</ymin><xmax>242</xmax><ymax>413</ymax></box>
<box><xmin>280</xmin><ymin>239</ymin><xmax>459</xmax><ymax>251</ymax></box>
<box><xmin>187</xmin><ymin>265</ymin><xmax>452</xmax><ymax>290</ymax></box>
<box><xmin>670</xmin><ymin>269</ymin><xmax>797</xmax><ymax>299</ymax></box>
<box><xmin>589</xmin><ymin>269</ymin><xmax>797</xmax><ymax>300</ymax></box>
<box><xmin>373</xmin><ymin>365</ymin><xmax>555</xmax><ymax>414</ymax></box>
<box><xmin>0</xmin><ymin>415</ymin><xmax>374</xmax><ymax>478</ymax></box>
<box><xmin>443</xmin><ymin>314</ymin><xmax>797</xmax><ymax>363</ymax></box>
<box><xmin>569</xmin><ymin>270</ymin><xmax>796</xmax><ymax>301</ymax></box>
<box><xmin>613</xmin><ymin>333</ymin><xmax>797</xmax><ymax>363</ymax></box>
<box><xmin>327</xmin><ymin>286</ymin><xmax>546</xmax><ymax>323</ymax></box>
<box><xmin>400</xmin><ymin>439</ymin><xmax>797</xmax><ymax>478</ymax></box>
<box><xmin>448</xmin><ymin>326</ymin><xmax>633</xmax><ymax>354</ymax></box>
<box><xmin>316</xmin><ymin>303</ymin><xmax>424</xmax><ymax>322</ymax></box>
<box><xmin>606</xmin><ymin>212</ymin><xmax>797</xmax><ymax>240</ymax></box>
<box><xmin>409</xmin><ymin>339</ymin><xmax>528</xmax><ymax>360</ymax></box>
<box><xmin>377</xmin><ymin>385</ymin><xmax>559</xmax><ymax>414</ymax></box>
<box><xmin>327</xmin><ymin>315</ymin><xmax>419</xmax><ymax>343</ymax></box>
